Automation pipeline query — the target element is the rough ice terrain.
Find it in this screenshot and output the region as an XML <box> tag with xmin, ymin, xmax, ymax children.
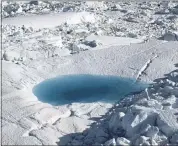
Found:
<box><xmin>2</xmin><ymin>1</ymin><xmax>178</xmax><ymax>145</ymax></box>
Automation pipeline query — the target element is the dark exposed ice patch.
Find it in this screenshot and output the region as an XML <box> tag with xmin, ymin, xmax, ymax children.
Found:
<box><xmin>32</xmin><ymin>74</ymin><xmax>148</xmax><ymax>105</ymax></box>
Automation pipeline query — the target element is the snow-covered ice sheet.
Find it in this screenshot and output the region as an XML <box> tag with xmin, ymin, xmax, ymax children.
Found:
<box><xmin>2</xmin><ymin>40</ymin><xmax>178</xmax><ymax>145</ymax></box>
<box><xmin>3</xmin><ymin>12</ymin><xmax>99</xmax><ymax>29</ymax></box>
<box><xmin>2</xmin><ymin>1</ymin><xmax>178</xmax><ymax>145</ymax></box>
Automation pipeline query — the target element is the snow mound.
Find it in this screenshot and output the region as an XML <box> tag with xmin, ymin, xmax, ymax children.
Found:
<box><xmin>85</xmin><ymin>34</ymin><xmax>144</xmax><ymax>50</ymax></box>
<box><xmin>160</xmin><ymin>31</ymin><xmax>178</xmax><ymax>41</ymax></box>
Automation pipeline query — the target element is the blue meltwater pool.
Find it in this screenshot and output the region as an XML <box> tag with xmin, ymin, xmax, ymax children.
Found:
<box><xmin>32</xmin><ymin>74</ymin><xmax>148</xmax><ymax>106</ymax></box>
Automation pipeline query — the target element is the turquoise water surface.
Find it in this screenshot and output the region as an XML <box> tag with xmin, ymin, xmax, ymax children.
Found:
<box><xmin>33</xmin><ymin>74</ymin><xmax>148</xmax><ymax>105</ymax></box>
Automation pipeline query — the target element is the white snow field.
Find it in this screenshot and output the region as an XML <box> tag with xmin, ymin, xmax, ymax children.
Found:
<box><xmin>2</xmin><ymin>1</ymin><xmax>178</xmax><ymax>145</ymax></box>
<box><xmin>3</xmin><ymin>12</ymin><xmax>99</xmax><ymax>29</ymax></box>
